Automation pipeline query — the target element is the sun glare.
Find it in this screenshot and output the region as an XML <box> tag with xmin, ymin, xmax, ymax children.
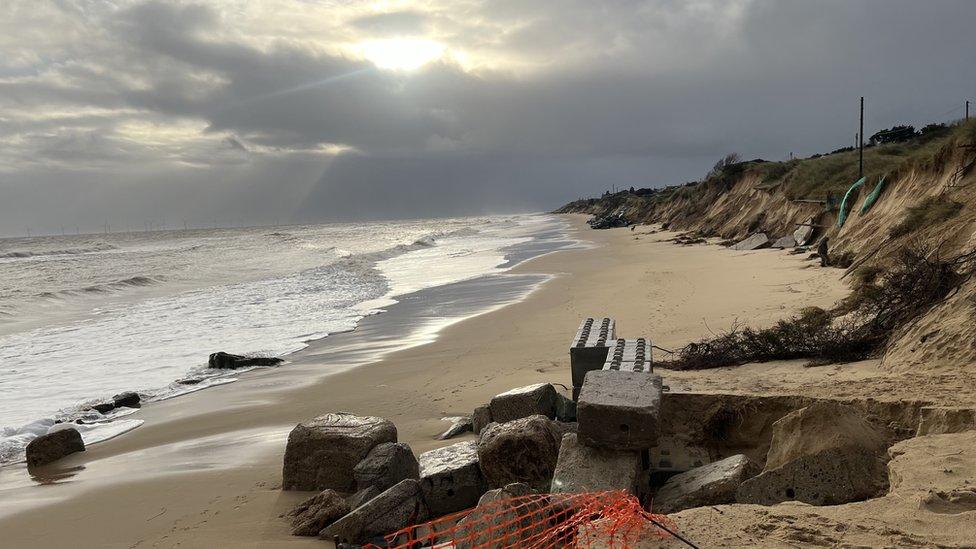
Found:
<box><xmin>357</xmin><ymin>38</ymin><xmax>446</xmax><ymax>71</ymax></box>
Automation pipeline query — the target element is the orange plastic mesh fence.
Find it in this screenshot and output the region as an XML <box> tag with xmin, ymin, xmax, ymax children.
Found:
<box><xmin>363</xmin><ymin>490</ymin><xmax>680</xmax><ymax>549</ymax></box>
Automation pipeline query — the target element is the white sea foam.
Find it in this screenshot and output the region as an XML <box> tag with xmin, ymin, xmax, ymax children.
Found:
<box><xmin>0</xmin><ymin>214</ymin><xmax>572</xmax><ymax>464</ymax></box>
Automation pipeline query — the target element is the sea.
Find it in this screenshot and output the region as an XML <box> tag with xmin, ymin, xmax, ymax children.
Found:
<box><xmin>0</xmin><ymin>214</ymin><xmax>575</xmax><ymax>465</ymax></box>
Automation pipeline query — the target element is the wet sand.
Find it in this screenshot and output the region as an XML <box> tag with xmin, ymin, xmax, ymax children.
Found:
<box><xmin>0</xmin><ymin>216</ymin><xmax>849</xmax><ymax>548</ymax></box>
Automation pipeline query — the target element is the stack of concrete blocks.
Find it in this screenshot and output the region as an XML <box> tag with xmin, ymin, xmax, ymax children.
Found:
<box><xmin>569</xmin><ymin>317</ymin><xmax>615</xmax><ymax>400</ymax></box>
<box><xmin>602</xmin><ymin>338</ymin><xmax>653</xmax><ymax>373</ymax></box>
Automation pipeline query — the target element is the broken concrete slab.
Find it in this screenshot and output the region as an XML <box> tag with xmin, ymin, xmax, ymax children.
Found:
<box><xmin>771</xmin><ymin>235</ymin><xmax>796</xmax><ymax>249</ymax></box>
<box><xmin>282</xmin><ymin>412</ymin><xmax>397</xmax><ymax>491</ymax></box>
<box><xmin>354</xmin><ymin>442</ymin><xmax>420</xmax><ymax>493</ymax></box>
<box><xmin>793</xmin><ymin>219</ymin><xmax>815</xmax><ymax>246</ymax></box>
<box><xmin>736</xmin><ymin>401</ymin><xmax>890</xmax><ymax>506</ymax></box>
<box><xmin>577</xmin><ymin>370</ymin><xmax>663</xmax><ymax>450</ymax></box>
<box><xmin>419</xmin><ymin>440</ymin><xmax>487</xmax><ymax>517</ymax></box>
<box><xmin>289</xmin><ymin>489</ymin><xmax>351</xmax><ymax>536</ymax></box>
<box><xmin>321</xmin><ymin>479</ymin><xmax>429</xmax><ymax>544</ymax></box>
<box><xmin>472</xmin><ymin>405</ymin><xmax>492</xmax><ymax>435</ymax></box>
<box><xmin>550</xmin><ymin>433</ymin><xmax>640</xmax><ymax>494</ymax></box>
<box><xmin>732</xmin><ymin>233</ymin><xmax>771</xmax><ymax>251</ymax></box>
<box><xmin>438</xmin><ymin>416</ymin><xmax>473</xmax><ymax>440</ymax></box>
<box><xmin>478</xmin><ymin>415</ymin><xmax>562</xmax><ymax>491</ymax></box>
<box><xmin>489</xmin><ymin>383</ymin><xmax>558</xmax><ymax>423</ymax></box>
<box><xmin>653</xmin><ymin>454</ymin><xmax>759</xmax><ymax>514</ymax></box>
<box><xmin>26</xmin><ymin>427</ymin><xmax>85</xmax><ymax>467</ymax></box>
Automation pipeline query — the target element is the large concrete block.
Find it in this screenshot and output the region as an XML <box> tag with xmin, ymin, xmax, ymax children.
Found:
<box><xmin>478</xmin><ymin>415</ymin><xmax>562</xmax><ymax>491</ymax></box>
<box><xmin>570</xmin><ymin>317</ymin><xmax>615</xmax><ymax>391</ymax></box>
<box><xmin>577</xmin><ymin>371</ymin><xmax>663</xmax><ymax>450</ymax></box>
<box><xmin>603</xmin><ymin>338</ymin><xmax>653</xmax><ymax>373</ymax></box>
<box><xmin>282</xmin><ymin>412</ymin><xmax>397</xmax><ymax>491</ymax></box>
<box><xmin>732</xmin><ymin>233</ymin><xmax>771</xmax><ymax>251</ymax></box>
<box><xmin>472</xmin><ymin>405</ymin><xmax>492</xmax><ymax>435</ymax></box>
<box><xmin>322</xmin><ymin>479</ymin><xmax>429</xmax><ymax>544</ymax></box>
<box><xmin>653</xmin><ymin>454</ymin><xmax>759</xmax><ymax>514</ymax></box>
<box><xmin>771</xmin><ymin>235</ymin><xmax>796</xmax><ymax>249</ymax></box>
<box><xmin>354</xmin><ymin>442</ymin><xmax>420</xmax><ymax>492</ymax></box>
<box><xmin>550</xmin><ymin>433</ymin><xmax>640</xmax><ymax>494</ymax></box>
<box><xmin>419</xmin><ymin>440</ymin><xmax>487</xmax><ymax>517</ymax></box>
<box><xmin>489</xmin><ymin>383</ymin><xmax>557</xmax><ymax>423</ymax></box>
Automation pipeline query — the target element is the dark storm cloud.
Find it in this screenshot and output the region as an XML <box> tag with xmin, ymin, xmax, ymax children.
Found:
<box><xmin>1</xmin><ymin>0</ymin><xmax>975</xmax><ymax>235</ymax></box>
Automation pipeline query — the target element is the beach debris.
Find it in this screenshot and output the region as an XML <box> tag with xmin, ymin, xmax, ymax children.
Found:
<box><xmin>653</xmin><ymin>454</ymin><xmax>759</xmax><ymax>514</ymax></box>
<box><xmin>322</xmin><ymin>479</ymin><xmax>429</xmax><ymax>544</ymax></box>
<box><xmin>577</xmin><ymin>371</ymin><xmax>663</xmax><ymax>451</ymax></box>
<box><xmin>554</xmin><ymin>392</ymin><xmax>577</xmax><ymax>422</ymax></box>
<box><xmin>550</xmin><ymin>433</ymin><xmax>640</xmax><ymax>494</ymax></box>
<box><xmin>25</xmin><ymin>427</ymin><xmax>85</xmax><ymax>467</ymax></box>
<box><xmin>282</xmin><ymin>412</ymin><xmax>397</xmax><ymax>491</ymax></box>
<box><xmin>488</xmin><ymin>383</ymin><xmax>558</xmax><ymax>424</ymax></box>
<box><xmin>771</xmin><ymin>235</ymin><xmax>796</xmax><ymax>249</ymax></box>
<box><xmin>731</xmin><ymin>232</ymin><xmax>771</xmax><ymax>251</ymax></box>
<box><xmin>437</xmin><ymin>416</ymin><xmax>473</xmax><ymax>440</ymax></box>
<box><xmin>737</xmin><ymin>401</ymin><xmax>889</xmax><ymax>506</ymax></box>
<box><xmin>207</xmin><ymin>351</ymin><xmax>283</xmax><ymax>369</ymax></box>
<box><xmin>418</xmin><ymin>440</ymin><xmax>487</xmax><ymax>517</ymax></box>
<box><xmin>587</xmin><ymin>213</ymin><xmax>630</xmax><ymax>229</ymax></box>
<box><xmin>453</xmin><ymin>482</ymin><xmax>545</xmax><ymax>548</ymax></box>
<box><xmin>354</xmin><ymin>442</ymin><xmax>420</xmax><ymax>493</ymax></box>
<box><xmin>477</xmin><ymin>414</ymin><xmax>561</xmax><ymax>491</ymax></box>
<box><xmin>916</xmin><ymin>406</ymin><xmax>976</xmax><ymax>436</ymax></box>
<box><xmin>793</xmin><ymin>218</ymin><xmax>815</xmax><ymax>246</ymax></box>
<box><xmin>346</xmin><ymin>486</ymin><xmax>380</xmax><ymax>510</ymax></box>
<box><xmin>288</xmin><ymin>489</ymin><xmax>351</xmax><ymax>536</ymax></box>
<box><xmin>570</xmin><ymin>317</ymin><xmax>615</xmax><ymax>400</ymax></box>
<box><xmin>112</xmin><ymin>391</ymin><xmax>141</xmax><ymax>409</ymax></box>
<box><xmin>472</xmin><ymin>405</ymin><xmax>492</xmax><ymax>435</ymax></box>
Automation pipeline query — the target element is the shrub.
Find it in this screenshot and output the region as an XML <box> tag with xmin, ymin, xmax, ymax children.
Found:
<box><xmin>889</xmin><ymin>196</ymin><xmax>962</xmax><ymax>239</ymax></box>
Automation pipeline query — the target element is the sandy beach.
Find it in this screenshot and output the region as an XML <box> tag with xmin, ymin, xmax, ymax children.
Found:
<box><xmin>0</xmin><ymin>215</ymin><xmax>877</xmax><ymax>547</ymax></box>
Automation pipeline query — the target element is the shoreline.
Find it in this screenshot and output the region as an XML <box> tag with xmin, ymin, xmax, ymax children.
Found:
<box><xmin>0</xmin><ymin>215</ymin><xmax>853</xmax><ymax>547</ymax></box>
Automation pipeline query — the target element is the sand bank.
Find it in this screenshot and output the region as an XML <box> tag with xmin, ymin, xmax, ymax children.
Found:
<box><xmin>0</xmin><ymin>215</ymin><xmax>922</xmax><ymax>547</ymax></box>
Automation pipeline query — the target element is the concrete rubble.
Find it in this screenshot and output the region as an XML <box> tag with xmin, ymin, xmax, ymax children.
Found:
<box><xmin>771</xmin><ymin>235</ymin><xmax>796</xmax><ymax>249</ymax></box>
<box><xmin>282</xmin><ymin>412</ymin><xmax>397</xmax><ymax>491</ymax></box>
<box><xmin>488</xmin><ymin>383</ymin><xmax>557</xmax><ymax>423</ymax></box>
<box><xmin>478</xmin><ymin>415</ymin><xmax>562</xmax><ymax>491</ymax></box>
<box><xmin>653</xmin><ymin>454</ymin><xmax>759</xmax><ymax>514</ymax></box>
<box><xmin>418</xmin><ymin>440</ymin><xmax>487</xmax><ymax>517</ymax></box>
<box><xmin>731</xmin><ymin>232</ymin><xmax>771</xmax><ymax>251</ymax></box>
<box><xmin>288</xmin><ymin>489</ymin><xmax>351</xmax><ymax>536</ymax></box>
<box><xmin>354</xmin><ymin>442</ymin><xmax>420</xmax><ymax>493</ymax></box>
<box><xmin>577</xmin><ymin>370</ymin><xmax>663</xmax><ymax>450</ymax></box>
<box><xmin>322</xmin><ymin>479</ymin><xmax>429</xmax><ymax>544</ymax></box>
<box><xmin>472</xmin><ymin>405</ymin><xmax>492</xmax><ymax>435</ymax></box>
<box><xmin>550</xmin><ymin>433</ymin><xmax>641</xmax><ymax>494</ymax></box>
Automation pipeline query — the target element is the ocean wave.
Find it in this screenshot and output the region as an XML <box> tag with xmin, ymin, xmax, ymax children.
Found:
<box><xmin>0</xmin><ymin>242</ymin><xmax>118</xmax><ymax>259</ymax></box>
<box><xmin>34</xmin><ymin>275</ymin><xmax>164</xmax><ymax>299</ymax></box>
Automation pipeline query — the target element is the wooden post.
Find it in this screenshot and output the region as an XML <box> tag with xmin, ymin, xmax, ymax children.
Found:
<box><xmin>859</xmin><ymin>97</ymin><xmax>864</xmax><ymax>178</ymax></box>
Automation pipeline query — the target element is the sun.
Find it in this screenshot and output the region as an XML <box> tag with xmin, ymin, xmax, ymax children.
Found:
<box><xmin>357</xmin><ymin>38</ymin><xmax>446</xmax><ymax>71</ymax></box>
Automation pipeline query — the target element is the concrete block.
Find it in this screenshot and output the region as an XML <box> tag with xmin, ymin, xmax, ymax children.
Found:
<box><xmin>653</xmin><ymin>454</ymin><xmax>759</xmax><ymax>514</ymax></box>
<box><xmin>550</xmin><ymin>433</ymin><xmax>640</xmax><ymax>494</ymax></box>
<box><xmin>478</xmin><ymin>415</ymin><xmax>561</xmax><ymax>491</ymax></box>
<box><xmin>732</xmin><ymin>233</ymin><xmax>771</xmax><ymax>251</ymax></box>
<box><xmin>354</xmin><ymin>442</ymin><xmax>420</xmax><ymax>492</ymax></box>
<box><xmin>419</xmin><ymin>440</ymin><xmax>487</xmax><ymax>517</ymax></box>
<box><xmin>578</xmin><ymin>371</ymin><xmax>662</xmax><ymax>450</ymax></box>
<box><xmin>472</xmin><ymin>405</ymin><xmax>492</xmax><ymax>435</ymax></box>
<box><xmin>322</xmin><ymin>479</ymin><xmax>429</xmax><ymax>544</ymax></box>
<box><xmin>603</xmin><ymin>338</ymin><xmax>652</xmax><ymax>373</ymax></box>
<box><xmin>282</xmin><ymin>413</ymin><xmax>397</xmax><ymax>491</ymax></box>
<box><xmin>771</xmin><ymin>235</ymin><xmax>796</xmax><ymax>249</ymax></box>
<box><xmin>489</xmin><ymin>383</ymin><xmax>557</xmax><ymax>423</ymax></box>
<box><xmin>570</xmin><ymin>317</ymin><xmax>615</xmax><ymax>392</ymax></box>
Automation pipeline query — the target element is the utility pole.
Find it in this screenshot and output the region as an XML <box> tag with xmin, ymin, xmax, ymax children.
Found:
<box><xmin>859</xmin><ymin>96</ymin><xmax>864</xmax><ymax>179</ymax></box>
<box><xmin>967</xmin><ymin>100</ymin><xmax>970</xmax><ymax>121</ymax></box>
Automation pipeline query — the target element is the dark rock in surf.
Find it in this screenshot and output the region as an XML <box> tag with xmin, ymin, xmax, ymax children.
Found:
<box><xmin>26</xmin><ymin>428</ymin><xmax>86</xmax><ymax>467</ymax></box>
<box><xmin>208</xmin><ymin>351</ymin><xmax>283</xmax><ymax>369</ymax></box>
<box><xmin>90</xmin><ymin>402</ymin><xmax>115</xmax><ymax>414</ymax></box>
<box><xmin>112</xmin><ymin>391</ymin><xmax>141</xmax><ymax>409</ymax></box>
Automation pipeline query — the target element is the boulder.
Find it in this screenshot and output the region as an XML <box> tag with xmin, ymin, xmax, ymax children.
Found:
<box><xmin>26</xmin><ymin>428</ymin><xmax>85</xmax><ymax>467</ymax></box>
<box><xmin>322</xmin><ymin>479</ymin><xmax>429</xmax><ymax>544</ymax></box>
<box><xmin>354</xmin><ymin>442</ymin><xmax>420</xmax><ymax>493</ymax></box>
<box><xmin>489</xmin><ymin>383</ymin><xmax>557</xmax><ymax>424</ymax></box>
<box><xmin>731</xmin><ymin>233</ymin><xmax>771</xmax><ymax>251</ymax></box>
<box><xmin>550</xmin><ymin>433</ymin><xmax>640</xmax><ymax>494</ymax></box>
<box><xmin>347</xmin><ymin>485</ymin><xmax>381</xmax><ymax>510</ymax></box>
<box><xmin>771</xmin><ymin>235</ymin><xmax>796</xmax><ymax>249</ymax></box>
<box><xmin>112</xmin><ymin>391</ymin><xmax>141</xmax><ymax>408</ymax></box>
<box><xmin>208</xmin><ymin>351</ymin><xmax>283</xmax><ymax>369</ymax></box>
<box><xmin>736</xmin><ymin>402</ymin><xmax>889</xmax><ymax>506</ymax></box>
<box><xmin>653</xmin><ymin>454</ymin><xmax>759</xmax><ymax>514</ymax></box>
<box><xmin>554</xmin><ymin>392</ymin><xmax>577</xmax><ymax>422</ymax></box>
<box><xmin>438</xmin><ymin>416</ymin><xmax>473</xmax><ymax>440</ymax></box>
<box><xmin>282</xmin><ymin>413</ymin><xmax>397</xmax><ymax>491</ymax></box>
<box><xmin>472</xmin><ymin>405</ymin><xmax>492</xmax><ymax>435</ymax></box>
<box><xmin>478</xmin><ymin>415</ymin><xmax>561</xmax><ymax>491</ymax></box>
<box><xmin>454</xmin><ymin>483</ymin><xmax>546</xmax><ymax>549</ymax></box>
<box><xmin>793</xmin><ymin>220</ymin><xmax>815</xmax><ymax>246</ymax></box>
<box><xmin>418</xmin><ymin>440</ymin><xmax>487</xmax><ymax>517</ymax></box>
<box><xmin>288</xmin><ymin>489</ymin><xmax>351</xmax><ymax>536</ymax></box>
<box><xmin>90</xmin><ymin>402</ymin><xmax>115</xmax><ymax>414</ymax></box>
<box><xmin>577</xmin><ymin>371</ymin><xmax>663</xmax><ymax>450</ymax></box>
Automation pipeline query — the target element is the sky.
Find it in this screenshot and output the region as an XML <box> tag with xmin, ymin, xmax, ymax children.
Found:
<box><xmin>1</xmin><ymin>0</ymin><xmax>975</xmax><ymax>235</ymax></box>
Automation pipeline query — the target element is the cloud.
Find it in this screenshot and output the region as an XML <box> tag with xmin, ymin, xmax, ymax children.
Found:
<box><xmin>1</xmin><ymin>0</ymin><xmax>975</xmax><ymax>235</ymax></box>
